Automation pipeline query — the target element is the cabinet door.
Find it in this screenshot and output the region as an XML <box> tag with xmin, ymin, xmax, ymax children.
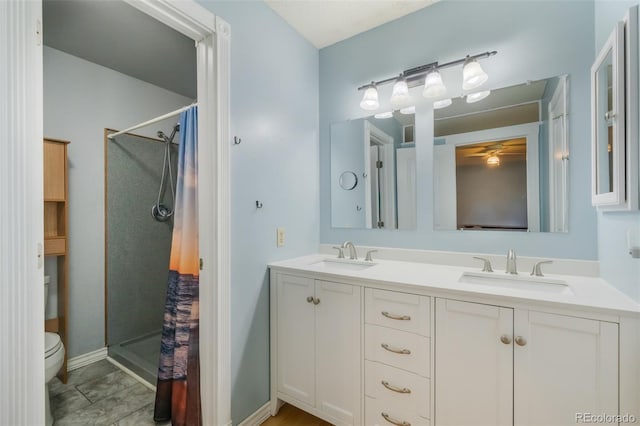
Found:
<box><xmin>276</xmin><ymin>275</ymin><xmax>315</xmax><ymax>406</ymax></box>
<box><xmin>315</xmin><ymin>280</ymin><xmax>361</xmax><ymax>425</ymax></box>
<box><xmin>514</xmin><ymin>311</ymin><xmax>619</xmax><ymax>425</ymax></box>
<box><xmin>435</xmin><ymin>298</ymin><xmax>513</xmax><ymax>426</ymax></box>
<box><xmin>43</xmin><ymin>141</ymin><xmax>66</xmax><ymax>201</ymax></box>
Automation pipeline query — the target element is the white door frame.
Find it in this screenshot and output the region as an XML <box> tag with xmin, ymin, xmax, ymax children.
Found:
<box><xmin>123</xmin><ymin>2</ymin><xmax>231</xmax><ymax>425</ymax></box>
<box><xmin>363</xmin><ymin>121</ymin><xmax>396</xmax><ymax>228</ymax></box>
<box><xmin>548</xmin><ymin>75</ymin><xmax>568</xmax><ymax>232</ymax></box>
<box><xmin>442</xmin><ymin>122</ymin><xmax>540</xmax><ymax>231</ymax></box>
<box><xmin>3</xmin><ymin>1</ymin><xmax>231</xmax><ymax>425</ymax></box>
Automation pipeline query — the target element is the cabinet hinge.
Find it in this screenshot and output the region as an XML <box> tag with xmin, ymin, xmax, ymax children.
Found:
<box><xmin>376</xmin><ymin>160</ymin><xmax>383</xmax><ymax>169</ymax></box>
<box><xmin>377</xmin><ymin>221</ymin><xmax>384</xmax><ymax>228</ymax></box>
<box><xmin>36</xmin><ymin>19</ymin><xmax>42</xmax><ymax>46</ymax></box>
<box><xmin>199</xmin><ymin>258</ymin><xmax>203</xmax><ymax>270</ymax></box>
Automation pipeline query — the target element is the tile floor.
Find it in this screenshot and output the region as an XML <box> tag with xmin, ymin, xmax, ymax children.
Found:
<box><xmin>49</xmin><ymin>360</ymin><xmax>169</xmax><ymax>425</ymax></box>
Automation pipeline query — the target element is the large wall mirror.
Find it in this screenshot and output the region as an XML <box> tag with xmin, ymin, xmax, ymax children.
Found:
<box><xmin>433</xmin><ymin>75</ymin><xmax>569</xmax><ymax>233</ymax></box>
<box><xmin>331</xmin><ymin>113</ymin><xmax>417</xmax><ymax>229</ymax></box>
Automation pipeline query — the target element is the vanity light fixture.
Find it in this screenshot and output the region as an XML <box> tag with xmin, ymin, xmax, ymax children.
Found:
<box><xmin>466</xmin><ymin>90</ymin><xmax>491</xmax><ymax>103</ymax></box>
<box><xmin>486</xmin><ymin>154</ymin><xmax>500</xmax><ymax>166</ymax></box>
<box><xmin>390</xmin><ymin>74</ymin><xmax>412</xmax><ymax>108</ymax></box>
<box><xmin>359</xmin><ymin>83</ymin><xmax>380</xmax><ymax>111</ymax></box>
<box><xmin>433</xmin><ymin>98</ymin><xmax>452</xmax><ymax>109</ymax></box>
<box><xmin>462</xmin><ymin>56</ymin><xmax>489</xmax><ymax>90</ymax></box>
<box><xmin>374</xmin><ymin>111</ymin><xmax>393</xmax><ymax>119</ymax></box>
<box><xmin>400</xmin><ymin>106</ymin><xmax>416</xmax><ymax>115</ymax></box>
<box><xmin>423</xmin><ymin>68</ymin><xmax>447</xmax><ymax>98</ymax></box>
<box><xmin>357</xmin><ymin>50</ymin><xmax>496</xmax><ymax>111</ymax></box>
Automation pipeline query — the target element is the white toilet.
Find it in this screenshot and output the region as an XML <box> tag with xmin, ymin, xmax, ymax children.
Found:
<box><xmin>44</xmin><ymin>276</ymin><xmax>65</xmax><ymax>426</ymax></box>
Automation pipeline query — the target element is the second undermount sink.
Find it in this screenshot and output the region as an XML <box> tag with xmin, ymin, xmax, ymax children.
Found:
<box><xmin>310</xmin><ymin>258</ymin><xmax>377</xmax><ymax>272</ymax></box>
<box><xmin>459</xmin><ymin>271</ymin><xmax>573</xmax><ymax>295</ymax></box>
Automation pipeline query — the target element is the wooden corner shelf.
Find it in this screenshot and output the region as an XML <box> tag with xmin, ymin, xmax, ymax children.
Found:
<box><xmin>44</xmin><ymin>138</ymin><xmax>70</xmax><ymax>383</ymax></box>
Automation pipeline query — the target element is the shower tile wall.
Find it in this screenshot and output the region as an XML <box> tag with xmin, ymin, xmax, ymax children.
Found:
<box><xmin>106</xmin><ymin>132</ymin><xmax>178</xmax><ymax>369</ymax></box>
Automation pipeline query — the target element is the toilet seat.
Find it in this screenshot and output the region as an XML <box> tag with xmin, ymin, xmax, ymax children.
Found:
<box><xmin>45</xmin><ymin>332</ymin><xmax>62</xmax><ymax>359</ymax></box>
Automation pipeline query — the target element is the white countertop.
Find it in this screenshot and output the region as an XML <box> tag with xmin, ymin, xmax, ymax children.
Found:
<box><xmin>269</xmin><ymin>254</ymin><xmax>640</xmax><ymax>317</ymax></box>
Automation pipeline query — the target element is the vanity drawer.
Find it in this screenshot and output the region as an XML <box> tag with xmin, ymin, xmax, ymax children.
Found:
<box><xmin>365</xmin><ymin>288</ymin><xmax>430</xmax><ymax>336</ymax></box>
<box><xmin>365</xmin><ymin>396</ymin><xmax>429</xmax><ymax>426</ymax></box>
<box><xmin>365</xmin><ymin>360</ymin><xmax>430</xmax><ymax>419</ymax></box>
<box><xmin>365</xmin><ymin>324</ymin><xmax>430</xmax><ymax>377</ymax></box>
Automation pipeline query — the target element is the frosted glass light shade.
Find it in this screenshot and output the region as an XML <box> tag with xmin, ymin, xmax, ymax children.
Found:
<box><xmin>374</xmin><ymin>111</ymin><xmax>393</xmax><ymax>119</ymax></box>
<box><xmin>462</xmin><ymin>58</ymin><xmax>488</xmax><ymax>90</ymax></box>
<box><xmin>360</xmin><ymin>86</ymin><xmax>380</xmax><ymax>110</ymax></box>
<box><xmin>400</xmin><ymin>106</ymin><xmax>415</xmax><ymax>115</ymax></box>
<box><xmin>487</xmin><ymin>155</ymin><xmax>500</xmax><ymax>166</ymax></box>
<box><xmin>390</xmin><ymin>77</ymin><xmax>411</xmax><ymax>108</ymax></box>
<box><xmin>466</xmin><ymin>90</ymin><xmax>491</xmax><ymax>103</ymax></box>
<box><xmin>423</xmin><ymin>70</ymin><xmax>447</xmax><ymax>98</ymax></box>
<box><xmin>433</xmin><ymin>98</ymin><xmax>452</xmax><ymax>109</ymax></box>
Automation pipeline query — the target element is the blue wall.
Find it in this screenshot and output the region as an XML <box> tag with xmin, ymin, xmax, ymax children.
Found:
<box><xmin>195</xmin><ymin>1</ymin><xmax>319</xmax><ymax>423</ymax></box>
<box><xmin>594</xmin><ymin>0</ymin><xmax>640</xmax><ymax>301</ymax></box>
<box><xmin>319</xmin><ymin>0</ymin><xmax>597</xmax><ymax>259</ymax></box>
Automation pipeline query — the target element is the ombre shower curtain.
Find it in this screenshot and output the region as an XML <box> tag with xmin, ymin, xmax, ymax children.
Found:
<box><xmin>154</xmin><ymin>106</ymin><xmax>201</xmax><ymax>426</ymax></box>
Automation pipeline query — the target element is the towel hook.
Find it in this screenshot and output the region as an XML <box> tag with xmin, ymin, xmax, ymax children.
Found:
<box><xmin>256</xmin><ymin>200</ymin><xmax>263</xmax><ymax>209</ymax></box>
<box><xmin>233</xmin><ymin>136</ymin><xmax>242</xmax><ymax>145</ymax></box>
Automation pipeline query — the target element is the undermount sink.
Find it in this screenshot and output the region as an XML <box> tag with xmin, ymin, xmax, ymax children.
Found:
<box><xmin>310</xmin><ymin>258</ymin><xmax>377</xmax><ymax>272</ymax></box>
<box><xmin>459</xmin><ymin>271</ymin><xmax>573</xmax><ymax>295</ymax></box>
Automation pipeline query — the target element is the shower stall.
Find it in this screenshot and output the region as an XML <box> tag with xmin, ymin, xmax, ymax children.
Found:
<box><xmin>105</xmin><ymin>126</ymin><xmax>179</xmax><ymax>383</ymax></box>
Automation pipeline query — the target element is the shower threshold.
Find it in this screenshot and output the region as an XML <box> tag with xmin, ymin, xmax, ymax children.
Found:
<box><xmin>108</xmin><ymin>330</ymin><xmax>161</xmax><ymax>385</ymax></box>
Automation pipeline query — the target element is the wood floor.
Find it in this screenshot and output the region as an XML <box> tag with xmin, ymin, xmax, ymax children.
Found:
<box><xmin>261</xmin><ymin>403</ymin><xmax>332</xmax><ymax>426</ymax></box>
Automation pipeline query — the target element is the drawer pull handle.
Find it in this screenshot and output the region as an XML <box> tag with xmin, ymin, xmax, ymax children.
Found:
<box><xmin>381</xmin><ymin>412</ymin><xmax>411</xmax><ymax>426</ymax></box>
<box><xmin>381</xmin><ymin>343</ymin><xmax>411</xmax><ymax>355</ymax></box>
<box><xmin>382</xmin><ymin>311</ymin><xmax>411</xmax><ymax>321</ymax></box>
<box><xmin>381</xmin><ymin>380</ymin><xmax>411</xmax><ymax>394</ymax></box>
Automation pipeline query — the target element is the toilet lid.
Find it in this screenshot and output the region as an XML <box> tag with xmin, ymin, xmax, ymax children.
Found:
<box><xmin>45</xmin><ymin>332</ymin><xmax>62</xmax><ymax>358</ymax></box>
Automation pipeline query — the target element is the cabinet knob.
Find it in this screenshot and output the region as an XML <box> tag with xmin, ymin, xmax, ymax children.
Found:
<box><xmin>313</xmin><ymin>297</ymin><xmax>320</xmax><ymax>305</ymax></box>
<box><xmin>306</xmin><ymin>296</ymin><xmax>314</xmax><ymax>303</ymax></box>
<box><xmin>515</xmin><ymin>336</ymin><xmax>527</xmax><ymax>346</ymax></box>
<box><xmin>500</xmin><ymin>334</ymin><xmax>512</xmax><ymax>345</ymax></box>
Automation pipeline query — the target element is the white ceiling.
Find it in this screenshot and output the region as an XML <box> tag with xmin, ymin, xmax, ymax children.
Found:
<box><xmin>265</xmin><ymin>0</ymin><xmax>439</xmax><ymax>49</ymax></box>
<box><xmin>43</xmin><ymin>0</ymin><xmax>197</xmax><ymax>99</ymax></box>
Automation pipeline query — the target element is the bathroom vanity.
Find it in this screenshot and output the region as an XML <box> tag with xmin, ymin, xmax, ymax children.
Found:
<box><xmin>269</xmin><ymin>253</ymin><xmax>640</xmax><ymax>426</ymax></box>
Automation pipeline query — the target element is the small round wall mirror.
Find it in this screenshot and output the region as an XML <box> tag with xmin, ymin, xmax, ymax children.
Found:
<box><xmin>339</xmin><ymin>171</ymin><xmax>358</xmax><ymax>190</ymax></box>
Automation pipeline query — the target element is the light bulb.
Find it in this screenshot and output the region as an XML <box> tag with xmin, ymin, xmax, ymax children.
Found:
<box><xmin>374</xmin><ymin>111</ymin><xmax>393</xmax><ymax>119</ymax></box>
<box><xmin>360</xmin><ymin>85</ymin><xmax>379</xmax><ymax>111</ymax></box>
<box><xmin>423</xmin><ymin>69</ymin><xmax>447</xmax><ymax>98</ymax></box>
<box><xmin>486</xmin><ymin>155</ymin><xmax>500</xmax><ymax>166</ymax></box>
<box><xmin>390</xmin><ymin>75</ymin><xmax>411</xmax><ymax>109</ymax></box>
<box><xmin>466</xmin><ymin>90</ymin><xmax>491</xmax><ymax>103</ymax></box>
<box><xmin>462</xmin><ymin>58</ymin><xmax>488</xmax><ymax>90</ymax></box>
<box><xmin>433</xmin><ymin>98</ymin><xmax>452</xmax><ymax>109</ymax></box>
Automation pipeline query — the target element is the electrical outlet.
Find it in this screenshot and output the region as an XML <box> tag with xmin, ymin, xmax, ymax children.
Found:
<box><xmin>276</xmin><ymin>227</ymin><xmax>285</xmax><ymax>247</ymax></box>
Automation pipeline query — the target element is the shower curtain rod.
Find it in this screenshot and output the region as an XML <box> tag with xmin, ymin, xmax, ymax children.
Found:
<box><xmin>107</xmin><ymin>102</ymin><xmax>197</xmax><ymax>139</ymax></box>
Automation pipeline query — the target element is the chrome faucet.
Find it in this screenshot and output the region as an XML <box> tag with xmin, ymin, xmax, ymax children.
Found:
<box><xmin>341</xmin><ymin>241</ymin><xmax>358</xmax><ymax>260</ymax></box>
<box><xmin>506</xmin><ymin>249</ymin><xmax>517</xmax><ymax>274</ymax></box>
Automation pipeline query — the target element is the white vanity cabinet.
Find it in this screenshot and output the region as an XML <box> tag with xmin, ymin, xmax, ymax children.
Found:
<box><xmin>435</xmin><ymin>298</ymin><xmax>619</xmax><ymax>426</ymax></box>
<box><xmin>272</xmin><ymin>273</ymin><xmax>362</xmax><ymax>426</ymax></box>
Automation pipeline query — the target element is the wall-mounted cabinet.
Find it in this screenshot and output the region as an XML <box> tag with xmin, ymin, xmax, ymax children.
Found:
<box><xmin>44</xmin><ymin>138</ymin><xmax>69</xmax><ymax>383</ymax></box>
<box><xmin>592</xmin><ymin>6</ymin><xmax>639</xmax><ymax>210</ymax></box>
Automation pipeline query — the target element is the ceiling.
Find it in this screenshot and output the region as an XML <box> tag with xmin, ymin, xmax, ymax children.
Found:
<box><xmin>265</xmin><ymin>0</ymin><xmax>438</xmax><ymax>49</ymax></box>
<box><xmin>43</xmin><ymin>0</ymin><xmax>197</xmax><ymax>99</ymax></box>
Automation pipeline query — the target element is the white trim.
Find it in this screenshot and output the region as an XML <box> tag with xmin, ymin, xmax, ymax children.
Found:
<box><xmin>67</xmin><ymin>347</ymin><xmax>108</xmax><ymax>371</ymax></box>
<box><xmin>548</xmin><ymin>75</ymin><xmax>569</xmax><ymax>232</ymax></box>
<box><xmin>364</xmin><ymin>121</ymin><xmax>396</xmax><ymax>228</ymax></box>
<box><xmin>442</xmin><ymin>122</ymin><xmax>541</xmax><ymax>232</ymax></box>
<box><xmin>81</xmin><ymin>2</ymin><xmax>231</xmax><ymax>424</ymax></box>
<box><xmin>237</xmin><ymin>402</ymin><xmax>272</xmax><ymax>426</ymax></box>
<box><xmin>318</xmin><ymin>244</ymin><xmax>601</xmax><ymax>277</ymax></box>
<box><xmin>1</xmin><ymin>1</ymin><xmax>45</xmax><ymax>425</ymax></box>
<box><xmin>106</xmin><ymin>357</ymin><xmax>156</xmax><ymax>392</ymax></box>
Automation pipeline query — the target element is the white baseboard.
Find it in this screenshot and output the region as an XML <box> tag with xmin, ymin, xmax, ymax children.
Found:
<box><xmin>67</xmin><ymin>347</ymin><xmax>108</xmax><ymax>371</ymax></box>
<box><xmin>237</xmin><ymin>402</ymin><xmax>271</xmax><ymax>426</ymax></box>
<box><xmin>106</xmin><ymin>357</ymin><xmax>156</xmax><ymax>392</ymax></box>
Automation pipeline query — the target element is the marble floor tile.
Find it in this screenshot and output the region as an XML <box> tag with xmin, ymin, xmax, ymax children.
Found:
<box><xmin>54</xmin><ymin>383</ymin><xmax>154</xmax><ymax>426</ymax></box>
<box><xmin>76</xmin><ymin>370</ymin><xmax>139</xmax><ymax>403</ymax></box>
<box><xmin>109</xmin><ymin>402</ymin><xmax>170</xmax><ymax>426</ymax></box>
<box><xmin>49</xmin><ymin>360</ymin><xmax>118</xmax><ymax>397</ymax></box>
<box><xmin>51</xmin><ymin>388</ymin><xmax>91</xmax><ymax>420</ymax></box>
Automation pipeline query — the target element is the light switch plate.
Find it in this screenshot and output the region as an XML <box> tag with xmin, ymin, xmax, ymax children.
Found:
<box><xmin>277</xmin><ymin>227</ymin><xmax>285</xmax><ymax>247</ymax></box>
